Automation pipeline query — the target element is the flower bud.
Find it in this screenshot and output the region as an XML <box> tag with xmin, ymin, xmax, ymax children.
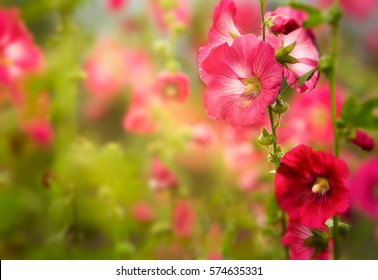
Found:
<box><xmin>319</xmin><ymin>55</ymin><xmax>333</xmax><ymax>77</ymax></box>
<box><xmin>271</xmin><ymin>100</ymin><xmax>289</xmax><ymax>114</ymax></box>
<box><xmin>258</xmin><ymin>128</ymin><xmax>275</xmax><ymax>146</ymax></box>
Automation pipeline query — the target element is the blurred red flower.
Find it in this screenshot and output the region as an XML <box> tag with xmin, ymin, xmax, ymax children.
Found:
<box><xmin>149</xmin><ymin>159</ymin><xmax>179</xmax><ymax>191</ymax></box>
<box><xmin>154</xmin><ymin>72</ymin><xmax>190</xmax><ymax>102</ymax></box>
<box><xmin>173</xmin><ymin>200</ymin><xmax>195</xmax><ymax>237</ymax></box>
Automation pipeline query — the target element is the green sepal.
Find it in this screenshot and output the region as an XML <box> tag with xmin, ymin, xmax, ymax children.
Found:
<box><xmin>302</xmin><ymin>228</ymin><xmax>329</xmax><ymax>259</ymax></box>
<box><xmin>275</xmin><ymin>42</ymin><xmax>299</xmax><ymax>66</ymax></box>
<box><xmin>297</xmin><ymin>68</ymin><xmax>317</xmax><ymax>87</ymax></box>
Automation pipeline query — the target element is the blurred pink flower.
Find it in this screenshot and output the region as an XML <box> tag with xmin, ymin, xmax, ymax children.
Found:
<box><xmin>149</xmin><ymin>159</ymin><xmax>179</xmax><ymax>191</ymax></box>
<box><xmin>317</xmin><ymin>0</ymin><xmax>378</xmax><ymax>19</ymax></box>
<box><xmin>123</xmin><ymin>88</ymin><xmax>157</xmax><ymax>134</ymax></box>
<box><xmin>349</xmin><ymin>130</ymin><xmax>375</xmax><ymax>152</ymax></box>
<box><xmin>173</xmin><ymin>200</ymin><xmax>195</xmax><ymax>237</ymax></box>
<box><xmin>278</xmin><ymin>84</ymin><xmax>343</xmax><ymax>147</ymax></box>
<box><xmin>275</xmin><ymin>145</ymin><xmax>349</xmax><ymax>228</ymax></box>
<box><xmin>0</xmin><ymin>8</ymin><xmax>43</xmax><ymax>85</ymax></box>
<box><xmin>364</xmin><ymin>29</ymin><xmax>378</xmax><ymax>57</ymax></box>
<box><xmin>283</xmin><ymin>220</ymin><xmax>330</xmax><ymax>260</ymax></box>
<box><xmin>349</xmin><ymin>158</ymin><xmax>378</xmax><ymax>220</ymax></box>
<box><xmin>131</xmin><ymin>202</ymin><xmax>153</xmax><ymax>223</ymax></box>
<box><xmin>266</xmin><ymin>28</ymin><xmax>319</xmax><ymax>93</ymax></box>
<box><xmin>191</xmin><ymin>123</ymin><xmax>216</xmax><ymax>147</ymax></box>
<box><xmin>154</xmin><ymin>72</ymin><xmax>190</xmax><ymax>102</ymax></box>
<box><xmin>22</xmin><ymin>118</ymin><xmax>53</xmax><ymax>147</ymax></box>
<box><xmin>150</xmin><ymin>0</ymin><xmax>191</xmax><ymax>31</ymax></box>
<box><xmin>106</xmin><ymin>0</ymin><xmax>127</xmax><ymax>12</ymax></box>
<box><xmin>265</xmin><ymin>7</ymin><xmax>307</xmax><ymax>35</ymax></box>
<box><xmin>201</xmin><ymin>34</ymin><xmax>282</xmax><ymax>127</ymax></box>
<box><xmin>84</xmin><ymin>40</ymin><xmax>128</xmax><ymax>98</ymax></box>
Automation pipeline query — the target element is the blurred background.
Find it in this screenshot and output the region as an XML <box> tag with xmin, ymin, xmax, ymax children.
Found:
<box><xmin>0</xmin><ymin>0</ymin><xmax>377</xmax><ymax>259</ymax></box>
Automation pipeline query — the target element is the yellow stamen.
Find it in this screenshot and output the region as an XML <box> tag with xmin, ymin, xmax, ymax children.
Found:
<box><xmin>312</xmin><ymin>177</ymin><xmax>330</xmax><ymax>195</ymax></box>
<box><xmin>241</xmin><ymin>76</ymin><xmax>261</xmax><ymax>97</ymax></box>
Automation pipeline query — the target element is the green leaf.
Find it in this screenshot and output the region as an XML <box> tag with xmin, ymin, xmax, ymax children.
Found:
<box><xmin>341</xmin><ymin>97</ymin><xmax>378</xmax><ymax>130</ymax></box>
<box><xmin>297</xmin><ymin>68</ymin><xmax>317</xmax><ymax>87</ymax></box>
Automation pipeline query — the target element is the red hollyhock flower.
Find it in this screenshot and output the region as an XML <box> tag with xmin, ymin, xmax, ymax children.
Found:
<box><xmin>275</xmin><ymin>145</ymin><xmax>349</xmax><ymax>228</ymax></box>
<box><xmin>201</xmin><ymin>34</ymin><xmax>283</xmax><ymax>127</ymax></box>
<box><xmin>283</xmin><ymin>220</ymin><xmax>330</xmax><ymax>260</ymax></box>
<box><xmin>154</xmin><ymin>72</ymin><xmax>190</xmax><ymax>102</ymax></box>
<box><xmin>173</xmin><ymin>200</ymin><xmax>195</xmax><ymax>237</ymax></box>
<box><xmin>349</xmin><ymin>129</ymin><xmax>375</xmax><ymax>152</ymax></box>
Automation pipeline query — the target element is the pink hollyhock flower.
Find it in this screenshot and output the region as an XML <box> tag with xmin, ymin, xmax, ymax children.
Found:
<box><xmin>125</xmin><ymin>50</ymin><xmax>155</xmax><ymax>87</ymax></box>
<box><xmin>154</xmin><ymin>72</ymin><xmax>190</xmax><ymax>102</ymax></box>
<box><xmin>173</xmin><ymin>200</ymin><xmax>195</xmax><ymax>237</ymax></box>
<box><xmin>123</xmin><ymin>89</ymin><xmax>156</xmax><ymax>134</ymax></box>
<box><xmin>234</xmin><ymin>0</ymin><xmax>260</xmax><ymax>34</ymax></box>
<box><xmin>22</xmin><ymin>118</ymin><xmax>53</xmax><ymax>147</ymax></box>
<box><xmin>198</xmin><ymin>0</ymin><xmax>242</xmax><ymax>85</ymax></box>
<box><xmin>317</xmin><ymin>0</ymin><xmax>378</xmax><ymax>19</ymax></box>
<box><xmin>201</xmin><ymin>34</ymin><xmax>283</xmax><ymax>127</ymax></box>
<box><xmin>148</xmin><ymin>159</ymin><xmax>179</xmax><ymax>191</ymax></box>
<box><xmin>283</xmin><ymin>220</ymin><xmax>330</xmax><ymax>260</ymax></box>
<box><xmin>191</xmin><ymin>123</ymin><xmax>216</xmax><ymax>147</ymax></box>
<box><xmin>278</xmin><ymin>84</ymin><xmax>343</xmax><ymax>147</ymax></box>
<box><xmin>84</xmin><ymin>40</ymin><xmax>128</xmax><ymax>99</ymax></box>
<box><xmin>349</xmin><ymin>130</ymin><xmax>376</xmax><ymax>152</ymax></box>
<box><xmin>349</xmin><ymin>158</ymin><xmax>378</xmax><ymax>220</ymax></box>
<box><xmin>275</xmin><ymin>145</ymin><xmax>349</xmax><ymax>228</ymax></box>
<box><xmin>266</xmin><ymin>28</ymin><xmax>319</xmax><ymax>93</ymax></box>
<box><xmin>106</xmin><ymin>0</ymin><xmax>127</xmax><ymax>11</ymax></box>
<box><xmin>131</xmin><ymin>202</ymin><xmax>153</xmax><ymax>223</ymax></box>
<box><xmin>265</xmin><ymin>7</ymin><xmax>307</xmax><ymax>35</ymax></box>
<box><xmin>0</xmin><ymin>9</ymin><xmax>43</xmax><ymax>85</ymax></box>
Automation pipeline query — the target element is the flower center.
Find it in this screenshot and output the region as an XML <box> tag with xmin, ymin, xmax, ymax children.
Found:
<box><xmin>164</xmin><ymin>84</ymin><xmax>178</xmax><ymax>98</ymax></box>
<box><xmin>241</xmin><ymin>76</ymin><xmax>261</xmax><ymax>97</ymax></box>
<box><xmin>312</xmin><ymin>177</ymin><xmax>330</xmax><ymax>195</ymax></box>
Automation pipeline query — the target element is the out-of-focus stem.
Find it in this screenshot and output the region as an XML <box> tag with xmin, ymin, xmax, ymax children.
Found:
<box><xmin>329</xmin><ymin>20</ymin><xmax>340</xmax><ymax>260</ymax></box>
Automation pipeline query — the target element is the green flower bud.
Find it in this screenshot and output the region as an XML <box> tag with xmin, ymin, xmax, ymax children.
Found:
<box><xmin>258</xmin><ymin>128</ymin><xmax>275</xmax><ymax>146</ymax></box>
<box><xmin>319</xmin><ymin>55</ymin><xmax>333</xmax><ymax>77</ymax></box>
<box><xmin>271</xmin><ymin>100</ymin><xmax>289</xmax><ymax>114</ymax></box>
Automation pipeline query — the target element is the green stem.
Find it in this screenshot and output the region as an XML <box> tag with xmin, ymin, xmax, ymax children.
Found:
<box><xmin>259</xmin><ymin>0</ymin><xmax>266</xmax><ymax>41</ymax></box>
<box><xmin>268</xmin><ymin>106</ymin><xmax>278</xmax><ymax>155</ymax></box>
<box><xmin>330</xmin><ymin>21</ymin><xmax>340</xmax><ymax>260</ymax></box>
<box><xmin>280</xmin><ymin>78</ymin><xmax>299</xmax><ymax>99</ymax></box>
<box><xmin>260</xmin><ymin>0</ymin><xmax>288</xmax><ymax>259</ymax></box>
